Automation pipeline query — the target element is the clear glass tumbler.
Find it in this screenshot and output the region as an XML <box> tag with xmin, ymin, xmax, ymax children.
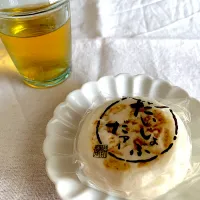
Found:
<box><xmin>0</xmin><ymin>0</ymin><xmax>71</xmax><ymax>88</ymax></box>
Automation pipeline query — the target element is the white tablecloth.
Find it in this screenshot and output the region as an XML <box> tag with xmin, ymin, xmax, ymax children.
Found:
<box><xmin>0</xmin><ymin>0</ymin><xmax>200</xmax><ymax>199</ymax></box>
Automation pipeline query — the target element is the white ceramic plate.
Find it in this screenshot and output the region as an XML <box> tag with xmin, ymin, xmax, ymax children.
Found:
<box><xmin>43</xmin><ymin>74</ymin><xmax>200</xmax><ymax>200</ymax></box>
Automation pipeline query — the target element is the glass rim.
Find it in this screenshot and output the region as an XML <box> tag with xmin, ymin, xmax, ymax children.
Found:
<box><xmin>0</xmin><ymin>0</ymin><xmax>69</xmax><ymax>18</ymax></box>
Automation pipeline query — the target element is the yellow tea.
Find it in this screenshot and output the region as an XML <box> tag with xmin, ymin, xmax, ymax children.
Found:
<box><xmin>0</xmin><ymin>3</ymin><xmax>71</xmax><ymax>88</ymax></box>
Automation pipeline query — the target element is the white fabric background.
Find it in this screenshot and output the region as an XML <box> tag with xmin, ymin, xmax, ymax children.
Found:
<box><xmin>0</xmin><ymin>0</ymin><xmax>200</xmax><ymax>199</ymax></box>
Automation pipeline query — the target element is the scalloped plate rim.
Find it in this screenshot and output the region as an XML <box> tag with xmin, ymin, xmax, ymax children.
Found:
<box><xmin>43</xmin><ymin>74</ymin><xmax>200</xmax><ymax>200</ymax></box>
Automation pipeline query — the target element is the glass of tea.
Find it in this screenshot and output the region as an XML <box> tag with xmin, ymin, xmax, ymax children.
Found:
<box><xmin>0</xmin><ymin>0</ymin><xmax>71</xmax><ymax>88</ymax></box>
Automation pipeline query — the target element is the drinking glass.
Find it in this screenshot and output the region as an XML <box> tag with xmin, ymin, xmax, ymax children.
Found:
<box><xmin>0</xmin><ymin>0</ymin><xmax>71</xmax><ymax>88</ymax></box>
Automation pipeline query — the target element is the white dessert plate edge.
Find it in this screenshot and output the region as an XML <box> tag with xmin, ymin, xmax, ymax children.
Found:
<box><xmin>43</xmin><ymin>74</ymin><xmax>200</xmax><ymax>200</ymax></box>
